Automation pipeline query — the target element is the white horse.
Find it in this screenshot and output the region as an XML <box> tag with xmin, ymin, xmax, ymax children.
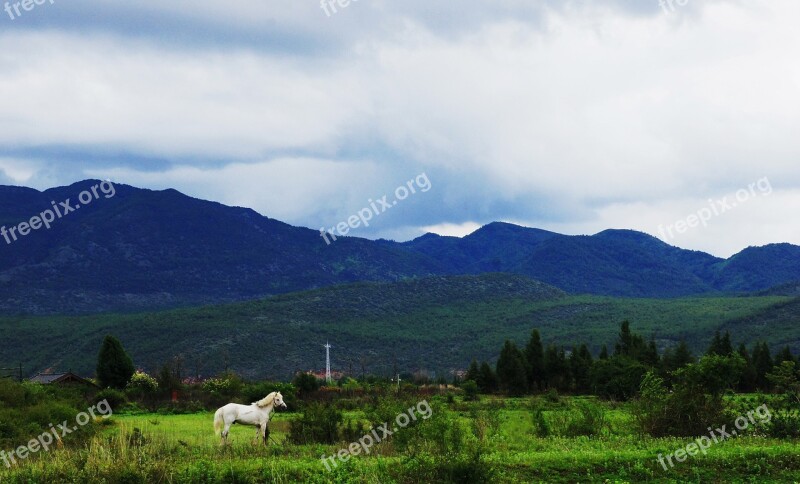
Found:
<box><xmin>213</xmin><ymin>391</ymin><xmax>287</xmax><ymax>445</ymax></box>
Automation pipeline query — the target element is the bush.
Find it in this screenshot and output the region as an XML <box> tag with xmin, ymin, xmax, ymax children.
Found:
<box><xmin>127</xmin><ymin>371</ymin><xmax>158</xmax><ymax>393</ymax></box>
<box><xmin>288</xmin><ymin>402</ymin><xmax>344</xmax><ymax>444</ymax></box>
<box><xmin>95</xmin><ymin>388</ymin><xmax>128</xmax><ymax>411</ymax></box>
<box><xmin>633</xmin><ymin>359</ymin><xmax>741</xmax><ymax>437</ymax></box>
<box><xmin>530</xmin><ymin>400</ymin><xmax>607</xmax><ymax>437</ymax></box>
<box><xmin>461</xmin><ymin>380</ymin><xmax>479</xmax><ymax>401</ymax></box>
<box><xmin>201</xmin><ymin>374</ymin><xmax>242</xmax><ymax>400</ymax></box>
<box><xmin>590</xmin><ymin>357</ymin><xmax>648</xmax><ymax>401</ymax></box>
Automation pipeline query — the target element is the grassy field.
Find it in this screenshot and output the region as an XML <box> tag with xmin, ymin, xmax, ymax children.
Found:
<box><xmin>2</xmin><ymin>395</ymin><xmax>800</xmax><ymax>483</ymax></box>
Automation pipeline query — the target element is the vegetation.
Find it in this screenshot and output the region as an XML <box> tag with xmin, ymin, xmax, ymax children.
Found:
<box><xmin>96</xmin><ymin>335</ymin><xmax>135</xmax><ymax>390</ymax></box>
<box><xmin>2</xmin><ymin>274</ymin><xmax>798</xmax><ymax>379</ymax></box>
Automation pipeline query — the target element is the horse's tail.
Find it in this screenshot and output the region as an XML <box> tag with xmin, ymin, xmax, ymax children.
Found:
<box><xmin>213</xmin><ymin>408</ymin><xmax>224</xmax><ymax>435</ymax></box>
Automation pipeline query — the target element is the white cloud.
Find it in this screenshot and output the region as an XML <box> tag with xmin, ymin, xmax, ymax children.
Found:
<box><xmin>2</xmin><ymin>0</ymin><xmax>799</xmax><ymax>256</ymax></box>
<box><xmin>420</xmin><ymin>222</ymin><xmax>482</xmax><ymax>239</ymax></box>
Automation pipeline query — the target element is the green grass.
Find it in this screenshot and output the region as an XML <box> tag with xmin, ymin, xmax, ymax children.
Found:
<box><xmin>2</xmin><ymin>396</ymin><xmax>799</xmax><ymax>483</ymax></box>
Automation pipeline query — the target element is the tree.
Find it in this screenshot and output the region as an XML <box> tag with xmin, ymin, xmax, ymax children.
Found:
<box><xmin>525</xmin><ymin>329</ymin><xmax>545</xmax><ymax>391</ymax></box>
<box><xmin>775</xmin><ymin>346</ymin><xmax>796</xmax><ymax>366</ymax></box>
<box><xmin>662</xmin><ymin>340</ymin><xmax>695</xmax><ymax>384</ymax></box>
<box><xmin>736</xmin><ymin>343</ymin><xmax>757</xmax><ymax>393</ymax></box>
<box><xmin>570</xmin><ymin>344</ymin><xmax>594</xmax><ymax>394</ymax></box>
<box><xmin>599</xmin><ymin>345</ymin><xmax>609</xmax><ymax>360</ymax></box>
<box><xmin>544</xmin><ymin>344</ymin><xmax>569</xmax><ymax>391</ymax></box>
<box><xmin>478</xmin><ymin>361</ymin><xmax>498</xmax><ymax>393</ymax></box>
<box><xmin>96</xmin><ymin>335</ymin><xmax>135</xmax><ymax>389</ymax></box>
<box><xmin>461</xmin><ymin>380</ymin><xmax>480</xmax><ymax>401</ymax></box>
<box><xmin>465</xmin><ymin>360</ymin><xmax>481</xmax><ymax>384</ymax></box>
<box><xmin>752</xmin><ymin>342</ymin><xmax>774</xmax><ymax>391</ymax></box>
<box><xmin>707</xmin><ymin>331</ymin><xmax>734</xmax><ymax>356</ymax></box>
<box><xmin>496</xmin><ymin>340</ymin><xmax>528</xmax><ymax>396</ymax></box>
<box><xmin>293</xmin><ymin>372</ymin><xmax>321</xmax><ymax>398</ymax></box>
<box><xmin>613</xmin><ymin>321</ymin><xmax>649</xmax><ymax>364</ymax></box>
<box><xmin>156</xmin><ymin>359</ymin><xmax>183</xmax><ymax>393</ymax></box>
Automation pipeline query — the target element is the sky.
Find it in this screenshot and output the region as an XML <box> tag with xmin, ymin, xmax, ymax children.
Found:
<box><xmin>1</xmin><ymin>0</ymin><xmax>798</xmax><ymax>257</ymax></box>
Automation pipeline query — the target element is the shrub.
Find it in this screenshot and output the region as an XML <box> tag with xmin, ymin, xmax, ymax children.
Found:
<box><xmin>288</xmin><ymin>402</ymin><xmax>343</xmax><ymax>444</ymax></box>
<box><xmin>633</xmin><ymin>359</ymin><xmax>741</xmax><ymax>437</ymax></box>
<box><xmin>127</xmin><ymin>371</ymin><xmax>158</xmax><ymax>393</ymax></box>
<box><xmin>461</xmin><ymin>380</ymin><xmax>479</xmax><ymax>401</ymax></box>
<box><xmin>201</xmin><ymin>374</ymin><xmax>242</xmax><ymax>400</ymax></box>
<box><xmin>95</xmin><ymin>388</ymin><xmax>128</xmax><ymax>411</ymax></box>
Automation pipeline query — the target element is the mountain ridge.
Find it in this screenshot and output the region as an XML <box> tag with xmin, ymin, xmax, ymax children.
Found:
<box><xmin>1</xmin><ymin>180</ymin><xmax>798</xmax><ymax>314</ymax></box>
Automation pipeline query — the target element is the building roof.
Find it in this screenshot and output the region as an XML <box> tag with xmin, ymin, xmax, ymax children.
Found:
<box><xmin>29</xmin><ymin>371</ymin><xmax>97</xmax><ymax>386</ymax></box>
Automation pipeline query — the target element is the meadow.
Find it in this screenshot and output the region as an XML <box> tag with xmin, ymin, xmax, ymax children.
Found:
<box><xmin>2</xmin><ymin>394</ymin><xmax>800</xmax><ymax>483</ymax></box>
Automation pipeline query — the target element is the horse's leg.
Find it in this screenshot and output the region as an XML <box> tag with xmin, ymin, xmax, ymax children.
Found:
<box><xmin>262</xmin><ymin>422</ymin><xmax>269</xmax><ymax>446</ymax></box>
<box><xmin>222</xmin><ymin>422</ymin><xmax>232</xmax><ymax>445</ymax></box>
<box><xmin>252</xmin><ymin>425</ymin><xmax>260</xmax><ymax>445</ymax></box>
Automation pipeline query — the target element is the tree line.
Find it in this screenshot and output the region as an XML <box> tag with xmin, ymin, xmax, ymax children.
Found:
<box><xmin>465</xmin><ymin>322</ymin><xmax>796</xmax><ymax>399</ymax></box>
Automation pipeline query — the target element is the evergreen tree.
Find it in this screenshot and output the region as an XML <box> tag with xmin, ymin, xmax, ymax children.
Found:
<box><xmin>525</xmin><ymin>329</ymin><xmax>545</xmax><ymax>391</ymax></box>
<box><xmin>775</xmin><ymin>346</ymin><xmax>796</xmax><ymax>366</ymax></box>
<box><xmin>96</xmin><ymin>335</ymin><xmax>135</xmax><ymax>389</ymax></box>
<box><xmin>736</xmin><ymin>343</ymin><xmax>757</xmax><ymax>392</ymax></box>
<box><xmin>643</xmin><ymin>340</ymin><xmax>660</xmax><ymax>367</ymax></box>
<box><xmin>720</xmin><ymin>332</ymin><xmax>734</xmax><ymax>356</ymax></box>
<box><xmin>615</xmin><ymin>320</ymin><xmax>634</xmax><ymax>356</ymax></box>
<box><xmin>752</xmin><ymin>342</ymin><xmax>774</xmax><ymax>391</ymax></box>
<box><xmin>465</xmin><ymin>359</ymin><xmax>481</xmax><ymax>384</ymax></box>
<box><xmin>614</xmin><ymin>321</ymin><xmax>649</xmax><ymax>363</ymax></box>
<box><xmin>478</xmin><ymin>361</ymin><xmax>498</xmax><ymax>393</ymax></box>
<box><xmin>707</xmin><ymin>331</ymin><xmax>734</xmax><ymax>356</ymax></box>
<box><xmin>570</xmin><ymin>344</ymin><xmax>594</xmax><ymax>394</ymax></box>
<box><xmin>673</xmin><ymin>341</ymin><xmax>694</xmax><ymax>367</ymax></box>
<box><xmin>599</xmin><ymin>345</ymin><xmax>609</xmax><ymax>360</ymax></box>
<box><xmin>496</xmin><ymin>340</ymin><xmax>528</xmax><ymax>396</ymax></box>
<box><xmin>544</xmin><ymin>344</ymin><xmax>569</xmax><ymax>391</ymax></box>
<box><xmin>661</xmin><ymin>340</ymin><xmax>694</xmax><ymax>383</ymax></box>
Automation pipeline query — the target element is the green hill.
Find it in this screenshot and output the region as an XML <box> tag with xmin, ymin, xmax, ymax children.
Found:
<box><xmin>1</xmin><ymin>273</ymin><xmax>797</xmax><ymax>380</ymax></box>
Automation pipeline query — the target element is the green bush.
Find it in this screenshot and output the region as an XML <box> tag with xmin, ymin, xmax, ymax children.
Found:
<box><xmin>201</xmin><ymin>374</ymin><xmax>242</xmax><ymax>399</ymax></box>
<box><xmin>633</xmin><ymin>357</ymin><xmax>743</xmax><ymax>437</ymax></box>
<box><xmin>95</xmin><ymin>388</ymin><xmax>128</xmax><ymax>411</ymax></box>
<box><xmin>461</xmin><ymin>380</ymin><xmax>479</xmax><ymax>401</ymax></box>
<box><xmin>288</xmin><ymin>402</ymin><xmax>344</xmax><ymax>444</ymax></box>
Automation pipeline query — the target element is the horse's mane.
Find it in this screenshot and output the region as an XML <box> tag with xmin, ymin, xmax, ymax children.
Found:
<box><xmin>253</xmin><ymin>391</ymin><xmax>277</xmax><ymax>408</ymax></box>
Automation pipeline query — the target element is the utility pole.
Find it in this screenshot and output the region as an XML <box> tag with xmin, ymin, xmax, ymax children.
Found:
<box><xmin>324</xmin><ymin>342</ymin><xmax>332</xmax><ymax>384</ymax></box>
<box><xmin>392</xmin><ymin>373</ymin><xmax>402</xmax><ymax>392</ymax></box>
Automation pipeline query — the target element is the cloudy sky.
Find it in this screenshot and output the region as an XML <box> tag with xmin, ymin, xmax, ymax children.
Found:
<box><xmin>1</xmin><ymin>0</ymin><xmax>798</xmax><ymax>257</ymax></box>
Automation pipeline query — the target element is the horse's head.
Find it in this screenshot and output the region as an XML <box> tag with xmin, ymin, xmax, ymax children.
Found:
<box><xmin>273</xmin><ymin>392</ymin><xmax>287</xmax><ymax>409</ymax></box>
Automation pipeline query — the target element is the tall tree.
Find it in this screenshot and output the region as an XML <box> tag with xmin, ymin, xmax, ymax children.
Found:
<box><xmin>496</xmin><ymin>340</ymin><xmax>528</xmax><ymax>396</ymax></box>
<box><xmin>96</xmin><ymin>335</ymin><xmax>135</xmax><ymax>389</ymax></box>
<box><xmin>736</xmin><ymin>343</ymin><xmax>757</xmax><ymax>393</ymax></box>
<box><xmin>465</xmin><ymin>359</ymin><xmax>481</xmax><ymax>384</ymax></box>
<box><xmin>752</xmin><ymin>342</ymin><xmax>774</xmax><ymax>391</ymax></box>
<box><xmin>707</xmin><ymin>331</ymin><xmax>734</xmax><ymax>356</ymax></box>
<box><xmin>570</xmin><ymin>344</ymin><xmax>594</xmax><ymax>394</ymax></box>
<box><xmin>544</xmin><ymin>344</ymin><xmax>569</xmax><ymax>391</ymax></box>
<box><xmin>478</xmin><ymin>361</ymin><xmax>498</xmax><ymax>394</ymax></box>
<box><xmin>525</xmin><ymin>329</ymin><xmax>545</xmax><ymax>391</ymax></box>
<box><xmin>775</xmin><ymin>346</ymin><xmax>796</xmax><ymax>366</ymax></box>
